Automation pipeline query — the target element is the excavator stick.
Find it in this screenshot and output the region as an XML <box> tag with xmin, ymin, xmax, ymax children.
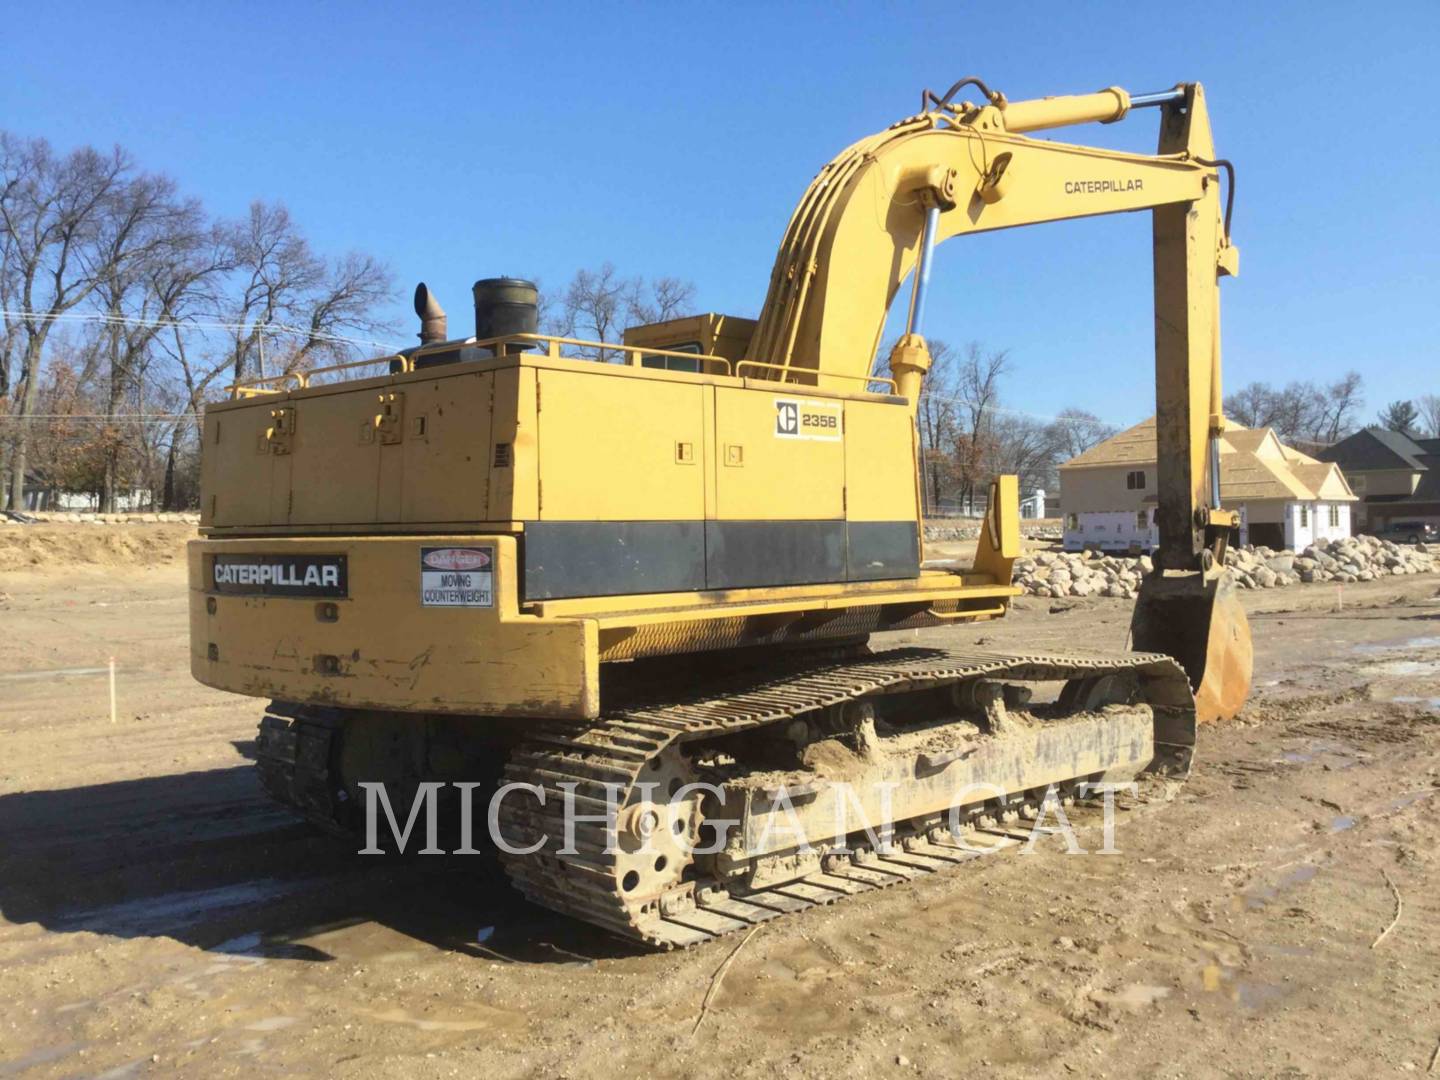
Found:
<box><xmin>1131</xmin><ymin>571</ymin><xmax>1252</xmax><ymax>724</ymax></box>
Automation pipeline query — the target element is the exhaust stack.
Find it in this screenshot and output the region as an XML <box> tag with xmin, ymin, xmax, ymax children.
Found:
<box><xmin>414</xmin><ymin>283</ymin><xmax>447</xmax><ymax>345</ymax></box>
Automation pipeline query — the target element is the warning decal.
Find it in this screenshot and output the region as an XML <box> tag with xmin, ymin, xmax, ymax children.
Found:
<box><xmin>420</xmin><ymin>546</ymin><xmax>494</xmax><ymax>608</ymax></box>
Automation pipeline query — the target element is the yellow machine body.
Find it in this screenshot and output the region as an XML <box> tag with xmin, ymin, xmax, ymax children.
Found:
<box><xmin>192</xmin><ymin>80</ymin><xmax>1249</xmax><ymax>726</ymax></box>
<box><xmin>188</xmin><ymin>78</ymin><xmax>1252</xmax><ymax>948</ymax></box>
<box><xmin>192</xmin><ymin>348</ymin><xmax>1020</xmax><ymax>719</ymax></box>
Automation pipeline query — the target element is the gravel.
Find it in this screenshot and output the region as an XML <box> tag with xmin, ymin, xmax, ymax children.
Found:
<box><xmin>926</xmin><ymin>521</ymin><xmax>1062</xmax><ymax>542</ymax></box>
<box><xmin>1011</xmin><ymin>535</ymin><xmax>1435</xmax><ymax>599</ymax></box>
<box><xmin>16</xmin><ymin>511</ymin><xmax>201</xmax><ymax>525</ymax></box>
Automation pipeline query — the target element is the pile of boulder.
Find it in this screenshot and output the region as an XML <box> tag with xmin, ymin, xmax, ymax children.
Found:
<box><xmin>1012</xmin><ymin>551</ymin><xmax>1148</xmax><ymax>599</ymax></box>
<box><xmin>1230</xmin><ymin>534</ymin><xmax>1434</xmax><ymax>587</ymax></box>
<box><xmin>1010</xmin><ymin>535</ymin><xmax>1435</xmax><ymax>600</ymax></box>
<box><xmin>925</xmin><ymin>520</ymin><xmax>1063</xmax><ymax>542</ymax></box>
<box><xmin>12</xmin><ymin>510</ymin><xmax>200</xmax><ymax>525</ymax></box>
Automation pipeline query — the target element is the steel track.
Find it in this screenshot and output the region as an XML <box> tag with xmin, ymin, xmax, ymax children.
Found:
<box><xmin>254</xmin><ymin>646</ymin><xmax>1194</xmax><ymax>949</ymax></box>
<box><xmin>496</xmin><ymin>646</ymin><xmax>1194</xmax><ymax>948</ymax></box>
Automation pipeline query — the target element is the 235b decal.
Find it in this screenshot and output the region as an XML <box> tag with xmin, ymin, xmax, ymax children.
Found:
<box><xmin>774</xmin><ymin>398</ymin><xmax>843</xmax><ymax>441</ymax></box>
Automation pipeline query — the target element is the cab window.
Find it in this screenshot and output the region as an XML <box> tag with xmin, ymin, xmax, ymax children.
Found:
<box><xmin>640</xmin><ymin>341</ymin><xmax>702</xmax><ymax>373</ymax></box>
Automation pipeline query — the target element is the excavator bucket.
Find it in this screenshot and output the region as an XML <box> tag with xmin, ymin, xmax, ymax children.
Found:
<box><xmin>1131</xmin><ymin>572</ymin><xmax>1252</xmax><ymax>723</ymax></box>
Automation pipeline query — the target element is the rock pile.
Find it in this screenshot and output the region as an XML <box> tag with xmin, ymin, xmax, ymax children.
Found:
<box><xmin>925</xmin><ymin>520</ymin><xmax>1063</xmax><ymax>542</ymax></box>
<box><xmin>1010</xmin><ymin>535</ymin><xmax>1434</xmax><ymax>599</ymax></box>
<box><xmin>1012</xmin><ymin>551</ymin><xmax>1148</xmax><ymax>599</ymax></box>
<box><xmin>18</xmin><ymin>511</ymin><xmax>200</xmax><ymax>525</ymax></box>
<box><xmin>1236</xmin><ymin>534</ymin><xmax>1435</xmax><ymax>586</ymax></box>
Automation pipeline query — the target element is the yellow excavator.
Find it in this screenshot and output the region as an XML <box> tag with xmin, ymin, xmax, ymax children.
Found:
<box><xmin>190</xmin><ymin>78</ymin><xmax>1252</xmax><ymax>947</ymax></box>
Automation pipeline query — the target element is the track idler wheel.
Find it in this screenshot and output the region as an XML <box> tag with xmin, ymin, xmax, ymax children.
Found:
<box><xmin>1131</xmin><ymin>569</ymin><xmax>1252</xmax><ymax>724</ymax></box>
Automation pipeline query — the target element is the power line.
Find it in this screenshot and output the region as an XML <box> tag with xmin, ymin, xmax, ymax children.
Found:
<box><xmin>0</xmin><ymin>415</ymin><xmax>196</xmax><ymax>423</ymax></box>
<box><xmin>895</xmin><ymin>387</ymin><xmax>1126</xmax><ymax>428</ymax></box>
<box><xmin>0</xmin><ymin>308</ymin><xmax>400</xmax><ymax>351</ymax></box>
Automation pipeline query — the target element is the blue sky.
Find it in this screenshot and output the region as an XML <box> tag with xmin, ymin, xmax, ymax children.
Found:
<box><xmin>4</xmin><ymin>1</ymin><xmax>1436</xmax><ymax>427</ymax></box>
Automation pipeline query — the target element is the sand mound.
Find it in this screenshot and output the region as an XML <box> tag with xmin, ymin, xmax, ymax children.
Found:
<box><xmin>0</xmin><ymin>523</ymin><xmax>195</xmax><ymax>572</ymax></box>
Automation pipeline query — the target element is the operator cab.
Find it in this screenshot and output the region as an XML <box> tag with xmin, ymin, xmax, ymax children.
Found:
<box><xmin>621</xmin><ymin>313</ymin><xmax>757</xmax><ymax>373</ymax></box>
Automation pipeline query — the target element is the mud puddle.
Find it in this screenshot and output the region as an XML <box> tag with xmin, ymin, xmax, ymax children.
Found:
<box><xmin>54</xmin><ymin>880</ymin><xmax>317</xmax><ymax>937</ymax></box>
<box><xmin>1392</xmin><ymin>695</ymin><xmax>1440</xmax><ymax>710</ymax></box>
<box><xmin>1352</xmin><ymin>634</ymin><xmax>1440</xmax><ymax>677</ymax></box>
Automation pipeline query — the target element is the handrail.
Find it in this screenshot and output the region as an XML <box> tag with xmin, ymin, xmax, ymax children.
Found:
<box><xmin>300</xmin><ymin>353</ymin><xmax>409</xmax><ymax>384</ymax></box>
<box><xmin>228</xmin><ymin>355</ymin><xmax>408</xmax><ymax>398</ymax></box>
<box><xmin>735</xmin><ymin>359</ymin><xmax>898</xmax><ymax>394</ymax></box>
<box><xmin>224</xmin><ymin>331</ymin><xmax>736</xmax><ymax>399</ymax></box>
<box><xmin>476</xmin><ymin>332</ymin><xmax>733</xmax><ymax>375</ymax></box>
<box><xmin>226</xmin><ymin>371</ymin><xmax>306</xmax><ymax>398</ymax></box>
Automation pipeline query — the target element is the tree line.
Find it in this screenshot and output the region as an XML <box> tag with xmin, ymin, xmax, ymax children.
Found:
<box><xmin>893</xmin><ymin>339</ymin><xmax>1118</xmax><ymax>514</ymax></box>
<box><xmin>8</xmin><ymin>130</ymin><xmax>1419</xmax><ymax>518</ymax></box>
<box><xmin>0</xmin><ymin>129</ymin><xmax>698</xmax><ymax>514</ymax></box>
<box><xmin>898</xmin><ymin>349</ymin><xmax>1423</xmax><ymax>517</ymax></box>
<box><xmin>1223</xmin><ymin>376</ymin><xmax>1440</xmax><ymax>446</ymax></box>
<box><xmin>0</xmin><ymin>131</ymin><xmax>396</xmax><ymax>512</ymax></box>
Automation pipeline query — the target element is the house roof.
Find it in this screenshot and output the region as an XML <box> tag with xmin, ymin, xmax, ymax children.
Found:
<box><xmin>1061</xmin><ymin>417</ymin><xmax>1163</xmax><ymax>468</ymax></box>
<box><xmin>1062</xmin><ymin>417</ymin><xmax>1357</xmax><ymax>503</ymax></box>
<box><xmin>1415</xmin><ymin>465</ymin><xmax>1440</xmax><ymax>502</ymax></box>
<box><xmin>1318</xmin><ymin>427</ymin><xmax>1429</xmax><ymax>471</ymax></box>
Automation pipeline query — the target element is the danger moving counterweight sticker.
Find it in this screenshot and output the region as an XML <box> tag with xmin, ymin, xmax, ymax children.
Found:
<box><xmin>420</xmin><ymin>546</ymin><xmax>494</xmax><ymax>608</ymax></box>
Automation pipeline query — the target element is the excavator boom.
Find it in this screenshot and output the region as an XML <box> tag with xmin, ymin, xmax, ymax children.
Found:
<box><xmin>746</xmin><ymin>79</ymin><xmax>1251</xmax><ymax>719</ymax></box>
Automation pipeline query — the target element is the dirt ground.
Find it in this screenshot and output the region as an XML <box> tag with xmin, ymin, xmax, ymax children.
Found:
<box><xmin>2</xmin><ymin>531</ymin><xmax>1438</xmax><ymax>1078</ymax></box>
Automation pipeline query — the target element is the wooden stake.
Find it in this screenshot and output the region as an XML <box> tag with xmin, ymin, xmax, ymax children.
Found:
<box><xmin>1371</xmin><ymin>869</ymin><xmax>1402</xmax><ymax>949</ymax></box>
<box><xmin>108</xmin><ymin>657</ymin><xmax>117</xmax><ymax>724</ymax></box>
<box><xmin>692</xmin><ymin>924</ymin><xmax>763</xmax><ymax>1035</ymax></box>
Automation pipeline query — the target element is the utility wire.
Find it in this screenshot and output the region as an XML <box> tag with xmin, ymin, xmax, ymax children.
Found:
<box><xmin>883</xmin><ymin>386</ymin><xmax>1126</xmax><ymax>428</ymax></box>
<box><xmin>1</xmin><ymin>308</ymin><xmax>400</xmax><ymax>351</ymax></box>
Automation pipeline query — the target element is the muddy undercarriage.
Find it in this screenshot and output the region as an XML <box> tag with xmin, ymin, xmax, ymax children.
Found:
<box><xmin>256</xmin><ymin>645</ymin><xmax>1195</xmax><ymax>948</ymax></box>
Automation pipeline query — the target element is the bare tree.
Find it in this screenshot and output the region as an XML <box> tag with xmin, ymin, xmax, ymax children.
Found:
<box><xmin>221</xmin><ymin>201</ymin><xmax>394</xmax><ymax>384</ymax></box>
<box><xmin>1222</xmin><ymin>381</ymin><xmax>1272</xmax><ymax>430</ymax></box>
<box><xmin>1270</xmin><ymin>383</ymin><xmax>1325</xmax><ymax>445</ymax></box>
<box><xmin>142</xmin><ymin>222</ymin><xmax>231</xmax><ymax>509</ymax></box>
<box><xmin>1417</xmin><ymin>393</ymin><xmax>1440</xmax><ymax>439</ymax></box>
<box><xmin>884</xmin><ymin>339</ymin><xmax>1109</xmax><ymax>511</ymax></box>
<box><xmin>1224</xmin><ymin>372</ymin><xmax>1365</xmax><ymax>446</ymax></box>
<box><xmin>628</xmin><ymin>275</ymin><xmax>695</xmax><ymax>326</ymax></box>
<box><xmin>915</xmin><ymin>340</ymin><xmax>958</xmax><ymax>513</ymax></box>
<box><xmin>952</xmin><ymin>342</ymin><xmax>1010</xmax><ymax>510</ymax></box>
<box><xmin>20</xmin><ymin>333</ymin><xmax>109</xmax><ymax>505</ymax></box>
<box><xmin>91</xmin><ymin>174</ymin><xmax>210</xmax><ymax>510</ymax></box>
<box><xmin>1222</xmin><ymin>380</ymin><xmax>1321</xmax><ymax>443</ymax></box>
<box><xmin>556</xmin><ymin>263</ymin><xmax>696</xmax><ymax>360</ymax></box>
<box><xmin>557</xmin><ymin>262</ymin><xmax>632</xmax><ymax>359</ymax></box>
<box><xmin>990</xmin><ymin>413</ymin><xmax>1059</xmax><ymax>495</ymax></box>
<box><xmin>3</xmin><ymin>130</ymin><xmax>398</xmax><ymax>512</ymax></box>
<box><xmin>0</xmin><ymin>133</ymin><xmax>133</xmax><ymax>509</ymax></box>
<box><xmin>1318</xmin><ymin>370</ymin><xmax>1364</xmax><ymax>443</ymax></box>
<box><xmin>879</xmin><ymin>337</ymin><xmax>960</xmax><ymax>513</ymax></box>
<box><xmin>1045</xmin><ymin>407</ymin><xmax>1117</xmax><ymax>463</ymax></box>
<box><xmin>0</xmin><ymin>181</ymin><xmax>18</xmax><ymax>402</ymax></box>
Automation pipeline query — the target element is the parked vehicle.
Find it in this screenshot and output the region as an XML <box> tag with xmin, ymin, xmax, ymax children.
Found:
<box><xmin>1375</xmin><ymin>520</ymin><xmax>1438</xmax><ymax>544</ymax></box>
